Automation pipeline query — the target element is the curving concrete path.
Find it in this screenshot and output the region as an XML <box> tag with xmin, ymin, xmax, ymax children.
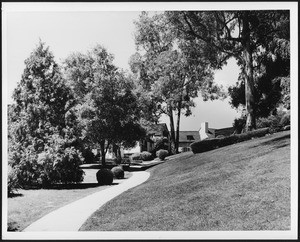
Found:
<box><xmin>23</xmin><ymin>171</ymin><xmax>150</xmax><ymax>231</ymax></box>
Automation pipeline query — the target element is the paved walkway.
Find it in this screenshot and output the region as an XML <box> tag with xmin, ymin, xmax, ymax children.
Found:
<box><xmin>23</xmin><ymin>171</ymin><xmax>150</xmax><ymax>231</ymax></box>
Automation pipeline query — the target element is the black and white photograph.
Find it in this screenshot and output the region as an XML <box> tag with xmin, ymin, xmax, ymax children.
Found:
<box><xmin>2</xmin><ymin>2</ymin><xmax>298</xmax><ymax>240</ymax></box>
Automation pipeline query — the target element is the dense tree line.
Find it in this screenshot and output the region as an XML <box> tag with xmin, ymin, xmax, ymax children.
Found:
<box><xmin>8</xmin><ymin>41</ymin><xmax>146</xmax><ymax>189</ymax></box>
<box><xmin>131</xmin><ymin>10</ymin><xmax>290</xmax><ymax>151</ymax></box>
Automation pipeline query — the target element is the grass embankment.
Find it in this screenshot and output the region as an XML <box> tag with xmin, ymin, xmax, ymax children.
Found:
<box><xmin>80</xmin><ymin>131</ymin><xmax>291</xmax><ymax>231</ymax></box>
<box><xmin>7</xmin><ymin>169</ymin><xmax>132</xmax><ymax>231</ymax></box>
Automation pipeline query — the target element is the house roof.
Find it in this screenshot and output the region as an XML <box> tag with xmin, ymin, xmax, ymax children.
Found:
<box><xmin>178</xmin><ymin>131</ymin><xmax>200</xmax><ymax>142</ymax></box>
<box><xmin>207</xmin><ymin>127</ymin><xmax>234</xmax><ymax>137</ymax></box>
<box><xmin>214</xmin><ymin>127</ymin><xmax>234</xmax><ymax>137</ymax></box>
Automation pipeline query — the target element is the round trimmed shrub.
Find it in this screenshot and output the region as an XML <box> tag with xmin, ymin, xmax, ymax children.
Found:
<box><xmin>150</xmin><ymin>137</ymin><xmax>169</xmax><ymax>157</ymax></box>
<box><xmin>96</xmin><ymin>168</ymin><xmax>114</xmax><ymax>185</ymax></box>
<box><xmin>140</xmin><ymin>151</ymin><xmax>153</xmax><ymax>161</ymax></box>
<box><xmin>129</xmin><ymin>153</ymin><xmax>142</xmax><ymax>162</ymax></box>
<box><xmin>156</xmin><ymin>149</ymin><xmax>168</xmax><ymax>161</ymax></box>
<box><xmin>111</xmin><ymin>166</ymin><xmax>124</xmax><ymax>179</ymax></box>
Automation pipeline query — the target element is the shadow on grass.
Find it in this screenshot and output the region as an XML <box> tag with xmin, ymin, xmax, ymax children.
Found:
<box><xmin>8</xmin><ymin>193</ymin><xmax>24</xmax><ymax>198</ymax></box>
<box><xmin>18</xmin><ymin>182</ymin><xmax>120</xmax><ymax>191</ymax></box>
<box><xmin>7</xmin><ymin>221</ymin><xmax>19</xmax><ymax>231</ymax></box>
<box><xmin>45</xmin><ymin>182</ymin><xmax>120</xmax><ymax>190</ymax></box>
<box><xmin>251</xmin><ymin>133</ymin><xmax>290</xmax><ymax>149</ymax></box>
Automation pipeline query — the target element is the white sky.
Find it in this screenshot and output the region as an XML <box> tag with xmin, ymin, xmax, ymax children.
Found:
<box><xmin>2</xmin><ymin>2</ymin><xmax>296</xmax><ymax>130</ymax></box>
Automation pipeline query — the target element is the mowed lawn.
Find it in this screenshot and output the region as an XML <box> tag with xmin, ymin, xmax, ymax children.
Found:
<box><xmin>80</xmin><ymin>131</ymin><xmax>291</xmax><ymax>231</ymax></box>
<box><xmin>7</xmin><ymin>169</ymin><xmax>132</xmax><ymax>231</ymax></box>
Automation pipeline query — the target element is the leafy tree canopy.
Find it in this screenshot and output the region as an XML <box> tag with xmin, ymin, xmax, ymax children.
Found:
<box><xmin>165</xmin><ymin>10</ymin><xmax>290</xmax><ymax>130</ymax></box>
<box><xmin>9</xmin><ymin>41</ymin><xmax>83</xmax><ymax>187</ymax></box>
<box><xmin>64</xmin><ymin>45</ymin><xmax>146</xmax><ymax>165</ymax></box>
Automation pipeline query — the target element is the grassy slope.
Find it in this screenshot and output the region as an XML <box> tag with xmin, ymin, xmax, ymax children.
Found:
<box><xmin>80</xmin><ymin>131</ymin><xmax>291</xmax><ymax>231</ymax></box>
<box><xmin>7</xmin><ymin>170</ymin><xmax>131</xmax><ymax>231</ymax></box>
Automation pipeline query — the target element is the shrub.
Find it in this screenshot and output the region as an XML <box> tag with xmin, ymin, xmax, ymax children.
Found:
<box><xmin>9</xmin><ymin>135</ymin><xmax>85</xmax><ymax>188</ymax></box>
<box><xmin>121</xmin><ymin>164</ymin><xmax>130</xmax><ymax>171</ymax></box>
<box><xmin>114</xmin><ymin>156</ymin><xmax>123</xmax><ymax>165</ymax></box>
<box><xmin>190</xmin><ymin>138</ymin><xmax>221</xmax><ymax>154</ymax></box>
<box><xmin>150</xmin><ymin>137</ymin><xmax>169</xmax><ymax>157</ymax></box>
<box><xmin>156</xmin><ymin>149</ymin><xmax>168</xmax><ymax>160</ymax></box>
<box><xmin>52</xmin><ymin>147</ymin><xmax>85</xmax><ymax>185</ymax></box>
<box><xmin>129</xmin><ymin>153</ymin><xmax>142</xmax><ymax>162</ymax></box>
<box><xmin>7</xmin><ymin>220</ymin><xmax>19</xmax><ymax>231</ymax></box>
<box><xmin>140</xmin><ymin>151</ymin><xmax>153</xmax><ymax>161</ymax></box>
<box><xmin>191</xmin><ymin>128</ymin><xmax>270</xmax><ymax>154</ymax></box>
<box><xmin>81</xmin><ymin>148</ymin><xmax>95</xmax><ymax>164</ymax></box>
<box><xmin>111</xmin><ymin>166</ymin><xmax>124</xmax><ymax>179</ymax></box>
<box><xmin>233</xmin><ymin>115</ymin><xmax>247</xmax><ymax>134</ymax></box>
<box><xmin>7</xmin><ymin>166</ymin><xmax>20</xmax><ymax>196</ymax></box>
<box><xmin>257</xmin><ymin>115</ymin><xmax>282</xmax><ymax>133</ymax></box>
<box><xmin>96</xmin><ymin>168</ymin><xmax>114</xmax><ymax>185</ymax></box>
<box><xmin>279</xmin><ymin>111</ymin><xmax>290</xmax><ymax>127</ymax></box>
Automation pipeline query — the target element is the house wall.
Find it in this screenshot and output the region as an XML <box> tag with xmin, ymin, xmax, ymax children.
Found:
<box><xmin>123</xmin><ymin>142</ymin><xmax>141</xmax><ymax>155</ymax></box>
<box><xmin>178</xmin><ymin>142</ymin><xmax>192</xmax><ymax>152</ymax></box>
<box><xmin>199</xmin><ymin>122</ymin><xmax>211</xmax><ymax>140</ymax></box>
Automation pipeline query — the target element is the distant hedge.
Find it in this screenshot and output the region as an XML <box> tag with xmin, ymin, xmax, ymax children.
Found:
<box><xmin>190</xmin><ymin>128</ymin><xmax>270</xmax><ymax>154</ymax></box>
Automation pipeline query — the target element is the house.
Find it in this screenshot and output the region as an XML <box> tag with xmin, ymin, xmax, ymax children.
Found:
<box><xmin>123</xmin><ymin>123</ymin><xmax>169</xmax><ymax>155</ymax></box>
<box><xmin>116</xmin><ymin>121</ymin><xmax>234</xmax><ymax>156</ymax></box>
<box><xmin>178</xmin><ymin>131</ymin><xmax>200</xmax><ymax>152</ymax></box>
<box><xmin>199</xmin><ymin>122</ymin><xmax>234</xmax><ymax>140</ymax></box>
<box><xmin>178</xmin><ymin>122</ymin><xmax>234</xmax><ymax>153</ymax></box>
<box><xmin>140</xmin><ymin>123</ymin><xmax>169</xmax><ymax>152</ymax></box>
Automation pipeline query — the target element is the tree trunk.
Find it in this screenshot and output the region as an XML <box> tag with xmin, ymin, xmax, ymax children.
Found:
<box><xmin>242</xmin><ymin>13</ymin><xmax>256</xmax><ymax>132</ymax></box>
<box><xmin>168</xmin><ymin>104</ymin><xmax>176</xmax><ymax>155</ymax></box>
<box><xmin>112</xmin><ymin>143</ymin><xmax>122</xmax><ymax>164</ymax></box>
<box><xmin>175</xmin><ymin>100</ymin><xmax>182</xmax><ymax>154</ymax></box>
<box><xmin>99</xmin><ymin>140</ymin><xmax>106</xmax><ymax>167</ymax></box>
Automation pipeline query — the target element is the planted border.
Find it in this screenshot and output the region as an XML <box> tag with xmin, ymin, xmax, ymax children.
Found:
<box><xmin>190</xmin><ymin>128</ymin><xmax>270</xmax><ymax>154</ymax></box>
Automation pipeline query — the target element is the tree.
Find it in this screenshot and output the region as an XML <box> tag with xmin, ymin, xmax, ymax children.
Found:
<box><xmin>131</xmin><ymin>12</ymin><xmax>222</xmax><ymax>154</ymax></box>
<box><xmin>63</xmin><ymin>45</ymin><xmax>146</xmax><ymax>166</ymax></box>
<box><xmin>9</xmin><ymin>41</ymin><xmax>84</xmax><ymax>187</ymax></box>
<box><xmin>166</xmin><ymin>10</ymin><xmax>290</xmax><ymax>131</ymax></box>
<box><xmin>228</xmin><ymin>54</ymin><xmax>290</xmax><ymax>117</ymax></box>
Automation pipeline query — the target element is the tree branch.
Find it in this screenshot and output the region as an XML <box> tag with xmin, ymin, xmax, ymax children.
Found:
<box><xmin>181</xmin><ymin>12</ymin><xmax>241</xmax><ymax>58</ymax></box>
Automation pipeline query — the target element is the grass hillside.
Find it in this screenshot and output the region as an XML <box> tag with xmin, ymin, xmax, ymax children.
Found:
<box><xmin>80</xmin><ymin>131</ymin><xmax>291</xmax><ymax>231</ymax></box>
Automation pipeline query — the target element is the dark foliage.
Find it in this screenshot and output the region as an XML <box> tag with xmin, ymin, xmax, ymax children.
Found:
<box><xmin>96</xmin><ymin>168</ymin><xmax>114</xmax><ymax>185</ymax></box>
<box><xmin>140</xmin><ymin>151</ymin><xmax>153</xmax><ymax>161</ymax></box>
<box><xmin>150</xmin><ymin>137</ymin><xmax>169</xmax><ymax>157</ymax></box>
<box><xmin>156</xmin><ymin>149</ymin><xmax>169</xmax><ymax>161</ymax></box>
<box><xmin>232</xmin><ymin>115</ymin><xmax>247</xmax><ymax>134</ymax></box>
<box><xmin>111</xmin><ymin>166</ymin><xmax>125</xmax><ymax>179</ymax></box>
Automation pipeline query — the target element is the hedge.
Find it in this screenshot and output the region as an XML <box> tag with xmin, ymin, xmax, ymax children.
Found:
<box><xmin>190</xmin><ymin>128</ymin><xmax>270</xmax><ymax>154</ymax></box>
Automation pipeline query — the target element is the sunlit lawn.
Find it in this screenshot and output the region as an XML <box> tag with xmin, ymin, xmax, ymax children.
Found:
<box><xmin>80</xmin><ymin>131</ymin><xmax>291</xmax><ymax>231</ymax></box>
<box><xmin>7</xmin><ymin>169</ymin><xmax>132</xmax><ymax>231</ymax></box>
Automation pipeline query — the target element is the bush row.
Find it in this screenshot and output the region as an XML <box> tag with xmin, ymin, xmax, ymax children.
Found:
<box><xmin>190</xmin><ymin>128</ymin><xmax>270</xmax><ymax>154</ymax></box>
<box><xmin>8</xmin><ymin>141</ymin><xmax>84</xmax><ymax>192</ymax></box>
<box><xmin>233</xmin><ymin>111</ymin><xmax>290</xmax><ymax>134</ymax></box>
<box><xmin>129</xmin><ymin>149</ymin><xmax>169</xmax><ymax>163</ymax></box>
